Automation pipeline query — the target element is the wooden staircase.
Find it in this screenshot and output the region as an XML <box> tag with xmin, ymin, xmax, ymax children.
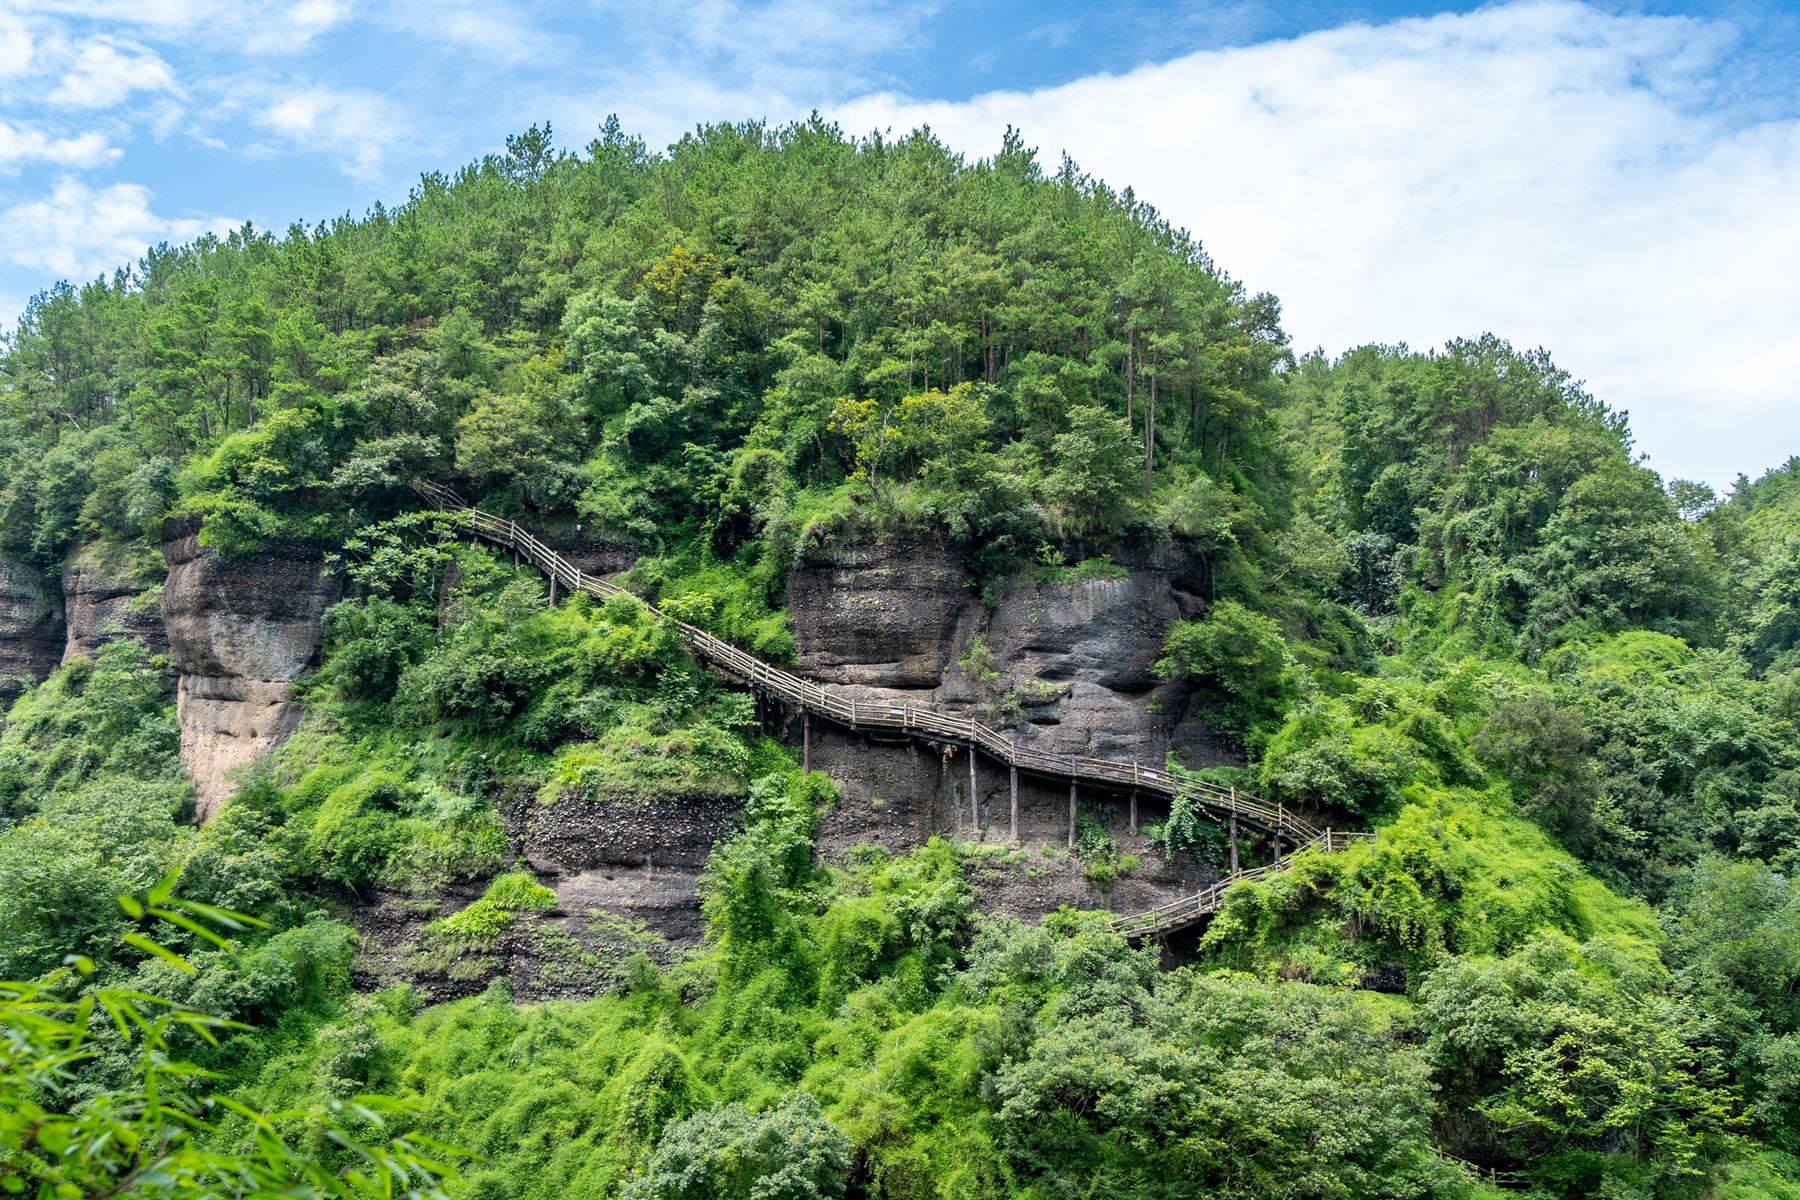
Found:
<box><xmin>410</xmin><ymin>479</ymin><xmax>1371</xmax><ymax>939</ymax></box>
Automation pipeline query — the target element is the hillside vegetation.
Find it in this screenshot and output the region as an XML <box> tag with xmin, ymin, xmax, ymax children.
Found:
<box><xmin>4</xmin><ymin>119</ymin><xmax>1800</xmax><ymax>1199</ymax></box>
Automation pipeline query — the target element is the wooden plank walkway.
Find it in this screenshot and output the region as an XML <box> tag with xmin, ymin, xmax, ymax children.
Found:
<box><xmin>409</xmin><ymin>479</ymin><xmax>1371</xmax><ymax>939</ymax></box>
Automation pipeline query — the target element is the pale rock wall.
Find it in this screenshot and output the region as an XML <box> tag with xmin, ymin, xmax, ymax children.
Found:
<box><xmin>160</xmin><ymin>519</ymin><xmax>340</xmax><ymax>818</ymax></box>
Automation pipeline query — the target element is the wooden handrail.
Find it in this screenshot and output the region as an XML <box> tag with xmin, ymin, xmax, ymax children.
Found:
<box><xmin>409</xmin><ymin>478</ymin><xmax>1359</xmax><ymax>940</ymax></box>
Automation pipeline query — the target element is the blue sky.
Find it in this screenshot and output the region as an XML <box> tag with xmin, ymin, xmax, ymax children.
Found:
<box><xmin>1</xmin><ymin>0</ymin><xmax>1797</xmax><ymax>488</ymax></box>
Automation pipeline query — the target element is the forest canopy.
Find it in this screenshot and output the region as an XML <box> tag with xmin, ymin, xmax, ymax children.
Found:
<box><xmin>4</xmin><ymin>117</ymin><xmax>1800</xmax><ymax>1200</ymax></box>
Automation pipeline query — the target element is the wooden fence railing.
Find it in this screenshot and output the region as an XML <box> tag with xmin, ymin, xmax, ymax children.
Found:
<box><xmin>410</xmin><ymin>479</ymin><xmax>1367</xmax><ymax>939</ymax></box>
<box><xmin>1110</xmin><ymin>828</ymin><xmax>1374</xmax><ymax>939</ymax></box>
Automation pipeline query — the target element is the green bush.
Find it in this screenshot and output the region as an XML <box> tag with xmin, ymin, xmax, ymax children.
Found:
<box><xmin>624</xmin><ymin>1093</ymin><xmax>851</xmax><ymax>1200</ymax></box>
<box><xmin>1156</xmin><ymin>599</ymin><xmax>1296</xmax><ymax>744</ymax></box>
<box><xmin>439</xmin><ymin>871</ymin><xmax>556</xmax><ymax>949</ymax></box>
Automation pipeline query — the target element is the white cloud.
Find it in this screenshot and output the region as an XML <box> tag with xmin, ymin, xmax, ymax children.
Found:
<box><xmin>10</xmin><ymin>0</ymin><xmax>350</xmax><ymax>55</ymax></box>
<box><xmin>0</xmin><ymin>119</ymin><xmax>116</xmax><ymax>167</ymax></box>
<box><xmin>0</xmin><ymin>177</ymin><xmax>229</xmax><ymax>280</ymax></box>
<box><xmin>256</xmin><ymin>83</ymin><xmax>400</xmax><ymax>179</ymax></box>
<box><xmin>9</xmin><ymin>1</ymin><xmax>219</xmax><ymax>31</ymax></box>
<box><xmin>47</xmin><ymin>37</ymin><xmax>179</xmax><ymax>108</ymax></box>
<box><xmin>241</xmin><ymin>0</ymin><xmax>349</xmax><ymax>55</ymax></box>
<box><xmin>0</xmin><ymin>11</ymin><xmax>33</xmax><ymax>78</ymax></box>
<box><xmin>385</xmin><ymin>0</ymin><xmax>561</xmax><ymax>65</ymax></box>
<box><xmin>834</xmin><ymin>1</ymin><xmax>1800</xmax><ymax>487</ymax></box>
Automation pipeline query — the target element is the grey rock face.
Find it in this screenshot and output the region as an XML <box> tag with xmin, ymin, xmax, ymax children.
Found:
<box><xmin>160</xmin><ymin>520</ymin><xmax>341</xmax><ymax>818</ymax></box>
<box><xmin>505</xmin><ymin>789</ymin><xmax>744</xmax><ymax>947</ymax></box>
<box><xmin>788</xmin><ymin>532</ymin><xmax>977</xmax><ymax>688</ymax></box>
<box><xmin>0</xmin><ymin>559</ymin><xmax>63</xmax><ymax>702</ymax></box>
<box><xmin>527</xmin><ymin>527</ymin><xmax>641</xmax><ymax>581</ymax></box>
<box><xmin>775</xmin><ymin>529</ymin><xmax>1246</xmax><ymax>920</ymax></box>
<box><xmin>62</xmin><ymin>543</ymin><xmax>168</xmax><ymax>662</ymax></box>
<box><xmin>787</xmin><ymin>532</ymin><xmax>1234</xmax><ymax>772</ymax></box>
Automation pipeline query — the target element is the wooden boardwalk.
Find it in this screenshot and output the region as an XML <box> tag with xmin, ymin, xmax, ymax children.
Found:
<box><xmin>410</xmin><ymin>480</ymin><xmax>1370</xmax><ymax>938</ymax></box>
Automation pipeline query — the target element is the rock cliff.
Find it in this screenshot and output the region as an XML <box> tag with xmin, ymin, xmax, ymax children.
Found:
<box><xmin>787</xmin><ymin>532</ymin><xmax>978</xmax><ymax>687</ymax></box>
<box><xmin>61</xmin><ymin>542</ymin><xmax>168</xmax><ymax>662</ymax></box>
<box><xmin>786</xmin><ymin>532</ymin><xmax>1239</xmax><ymax>783</ymax></box>
<box><xmin>508</xmin><ymin>786</ymin><xmax>741</xmax><ymax>946</ymax></box>
<box><xmin>160</xmin><ymin>519</ymin><xmax>340</xmax><ymax>818</ymax></box>
<box><xmin>777</xmin><ymin>531</ymin><xmax>1242</xmax><ymax>919</ymax></box>
<box><xmin>0</xmin><ymin>559</ymin><xmax>63</xmax><ymax>702</ymax></box>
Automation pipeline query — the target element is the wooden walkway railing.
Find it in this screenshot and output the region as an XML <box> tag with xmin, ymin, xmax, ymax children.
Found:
<box><xmin>1111</xmin><ymin>828</ymin><xmax>1373</xmax><ymax>939</ymax></box>
<box><xmin>410</xmin><ymin>479</ymin><xmax>1367</xmax><ymax>939</ymax></box>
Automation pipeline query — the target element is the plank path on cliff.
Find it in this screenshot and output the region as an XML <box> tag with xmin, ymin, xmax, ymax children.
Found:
<box><xmin>411</xmin><ymin>478</ymin><xmax>1372</xmax><ymax>939</ymax></box>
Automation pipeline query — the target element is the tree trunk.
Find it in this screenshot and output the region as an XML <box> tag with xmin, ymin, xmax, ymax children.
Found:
<box><xmin>1144</xmin><ymin>346</ymin><xmax>1158</xmax><ymax>496</ymax></box>
<box><xmin>1125</xmin><ymin>335</ymin><xmax>1134</xmax><ymax>427</ymax></box>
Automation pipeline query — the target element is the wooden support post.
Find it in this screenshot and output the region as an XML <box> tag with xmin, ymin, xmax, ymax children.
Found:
<box><xmin>1009</xmin><ymin>765</ymin><xmax>1019</xmax><ymax>845</ymax></box>
<box><xmin>548</xmin><ymin>575</ymin><xmax>556</xmax><ymax>607</ymax></box>
<box><xmin>1068</xmin><ymin>778</ymin><xmax>1077</xmax><ymax>849</ymax></box>
<box><xmin>802</xmin><ymin>711</ymin><xmax>811</xmax><ymax>774</ymax></box>
<box><xmin>1129</xmin><ymin>789</ymin><xmax>1138</xmax><ymax>836</ymax></box>
<box><xmin>1229</xmin><ymin>813</ymin><xmax>1239</xmax><ymax>874</ymax></box>
<box><xmin>968</xmin><ymin>747</ymin><xmax>979</xmax><ymax>828</ymax></box>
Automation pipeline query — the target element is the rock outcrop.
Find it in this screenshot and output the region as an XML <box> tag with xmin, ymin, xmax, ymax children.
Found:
<box><xmin>160</xmin><ymin>520</ymin><xmax>340</xmax><ymax>818</ymax></box>
<box><xmin>778</xmin><ymin>532</ymin><xmax>1241</xmax><ymax>918</ymax></box>
<box><xmin>508</xmin><ymin>788</ymin><xmax>744</xmax><ymax>946</ymax></box>
<box><xmin>786</xmin><ymin>532</ymin><xmax>1237</xmax><ymax>786</ymax></box>
<box><xmin>528</xmin><ymin>525</ymin><xmax>642</xmax><ymax>582</ymax></box>
<box><xmin>788</xmin><ymin>532</ymin><xmax>978</xmax><ymax>688</ymax></box>
<box><xmin>0</xmin><ymin>559</ymin><xmax>63</xmax><ymax>702</ymax></box>
<box><xmin>61</xmin><ymin>542</ymin><xmax>168</xmax><ymax>662</ymax></box>
<box><xmin>800</xmin><ymin>720</ymin><xmax>1220</xmax><ymax>917</ymax></box>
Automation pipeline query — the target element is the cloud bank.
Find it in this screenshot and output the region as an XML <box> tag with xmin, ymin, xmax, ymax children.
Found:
<box><xmin>0</xmin><ymin>178</ymin><xmax>228</xmax><ymax>281</ymax></box>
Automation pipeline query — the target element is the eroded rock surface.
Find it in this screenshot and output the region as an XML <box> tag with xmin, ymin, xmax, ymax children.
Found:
<box><xmin>800</xmin><ymin>720</ymin><xmax>1221</xmax><ymax>916</ymax></box>
<box><xmin>509</xmin><ymin>788</ymin><xmax>741</xmax><ymax>945</ymax></box>
<box><xmin>788</xmin><ymin>532</ymin><xmax>977</xmax><ymax>687</ymax></box>
<box><xmin>62</xmin><ymin>542</ymin><xmax>167</xmax><ymax>662</ymax></box>
<box><xmin>787</xmin><ymin>532</ymin><xmax>1237</xmax><ymax>778</ymax></box>
<box><xmin>0</xmin><ymin>559</ymin><xmax>63</xmax><ymax>702</ymax></box>
<box><xmin>161</xmin><ymin>519</ymin><xmax>340</xmax><ymax>817</ymax></box>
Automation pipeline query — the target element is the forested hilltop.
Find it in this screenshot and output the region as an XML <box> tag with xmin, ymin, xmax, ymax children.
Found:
<box><xmin>3</xmin><ymin>118</ymin><xmax>1800</xmax><ymax>1200</ymax></box>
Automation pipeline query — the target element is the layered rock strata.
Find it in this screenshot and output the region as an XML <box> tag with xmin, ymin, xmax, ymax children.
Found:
<box><xmin>160</xmin><ymin>519</ymin><xmax>340</xmax><ymax>817</ymax></box>
<box><xmin>0</xmin><ymin>559</ymin><xmax>63</xmax><ymax>701</ymax></box>
<box><xmin>785</xmin><ymin>532</ymin><xmax>1239</xmax><ymax>790</ymax></box>
<box><xmin>61</xmin><ymin>542</ymin><xmax>168</xmax><ymax>662</ymax></box>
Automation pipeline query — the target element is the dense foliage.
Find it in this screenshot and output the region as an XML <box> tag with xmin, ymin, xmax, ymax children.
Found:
<box><xmin>4</xmin><ymin>117</ymin><xmax>1800</xmax><ymax>1198</ymax></box>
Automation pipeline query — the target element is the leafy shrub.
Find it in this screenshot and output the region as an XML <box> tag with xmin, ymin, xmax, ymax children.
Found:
<box><xmin>1156</xmin><ymin>600</ymin><xmax>1295</xmax><ymax>744</ymax></box>
<box><xmin>439</xmin><ymin>871</ymin><xmax>556</xmax><ymax>949</ymax></box>
<box><xmin>624</xmin><ymin>1093</ymin><xmax>851</xmax><ymax>1200</ymax></box>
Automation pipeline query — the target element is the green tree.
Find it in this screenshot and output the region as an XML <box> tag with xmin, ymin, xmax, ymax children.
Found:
<box><xmin>623</xmin><ymin>1094</ymin><xmax>850</xmax><ymax>1200</ymax></box>
<box><xmin>1042</xmin><ymin>403</ymin><xmax>1137</xmax><ymax>537</ymax></box>
<box><xmin>1155</xmin><ymin>599</ymin><xmax>1294</xmax><ymax>742</ymax></box>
